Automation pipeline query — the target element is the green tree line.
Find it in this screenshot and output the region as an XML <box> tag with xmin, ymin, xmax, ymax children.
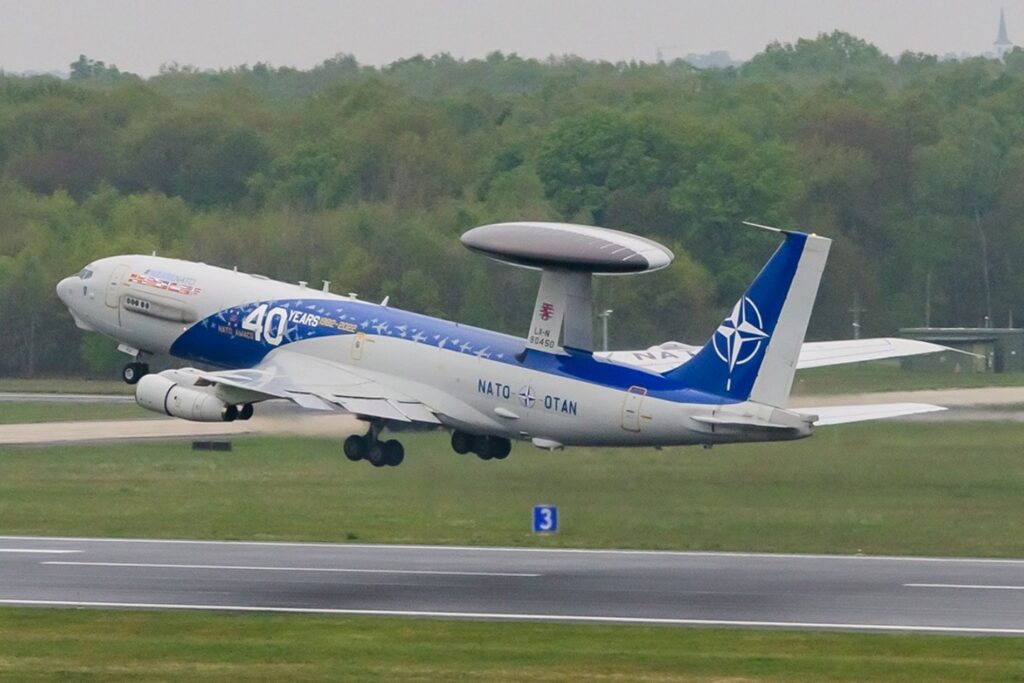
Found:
<box><xmin>3</xmin><ymin>33</ymin><xmax>1024</xmax><ymax>377</ymax></box>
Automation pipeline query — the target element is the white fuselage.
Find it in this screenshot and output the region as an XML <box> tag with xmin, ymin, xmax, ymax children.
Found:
<box><xmin>57</xmin><ymin>255</ymin><xmax>812</xmax><ymax>448</ymax></box>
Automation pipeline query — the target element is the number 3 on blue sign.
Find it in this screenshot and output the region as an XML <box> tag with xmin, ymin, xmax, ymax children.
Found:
<box><xmin>533</xmin><ymin>505</ymin><xmax>558</xmax><ymax>533</ymax></box>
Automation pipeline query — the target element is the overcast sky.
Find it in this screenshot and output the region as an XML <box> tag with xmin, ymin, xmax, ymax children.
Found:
<box><xmin>0</xmin><ymin>0</ymin><xmax>1018</xmax><ymax>75</ymax></box>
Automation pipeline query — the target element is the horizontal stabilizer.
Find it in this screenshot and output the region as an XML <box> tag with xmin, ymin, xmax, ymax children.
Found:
<box><xmin>797</xmin><ymin>402</ymin><xmax>946</xmax><ymax>426</ymax></box>
<box><xmin>797</xmin><ymin>338</ymin><xmax>961</xmax><ymax>369</ymax></box>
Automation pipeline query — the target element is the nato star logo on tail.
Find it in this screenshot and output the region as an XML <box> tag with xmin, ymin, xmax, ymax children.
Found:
<box><xmin>712</xmin><ymin>296</ymin><xmax>769</xmax><ymax>391</ymax></box>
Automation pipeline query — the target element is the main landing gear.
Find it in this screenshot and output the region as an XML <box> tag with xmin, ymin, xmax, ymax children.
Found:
<box><xmin>451</xmin><ymin>430</ymin><xmax>511</xmax><ymax>461</ymax></box>
<box><xmin>121</xmin><ymin>361</ymin><xmax>149</xmax><ymax>385</ymax></box>
<box><xmin>343</xmin><ymin>422</ymin><xmax>404</xmax><ymax>467</ymax></box>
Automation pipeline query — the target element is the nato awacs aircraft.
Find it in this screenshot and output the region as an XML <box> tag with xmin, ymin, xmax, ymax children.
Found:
<box><xmin>57</xmin><ymin>221</ymin><xmax>946</xmax><ymax>467</ymax></box>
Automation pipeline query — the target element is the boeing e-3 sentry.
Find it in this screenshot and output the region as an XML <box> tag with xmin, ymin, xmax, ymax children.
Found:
<box><xmin>56</xmin><ymin>222</ymin><xmax>946</xmax><ymax>467</ymax></box>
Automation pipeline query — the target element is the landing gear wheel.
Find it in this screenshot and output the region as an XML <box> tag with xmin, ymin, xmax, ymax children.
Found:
<box><xmin>238</xmin><ymin>403</ymin><xmax>254</xmax><ymax>421</ymax></box>
<box><xmin>451</xmin><ymin>431</ymin><xmax>473</xmax><ymax>455</ymax></box>
<box><xmin>122</xmin><ymin>361</ymin><xmax>149</xmax><ymax>385</ymax></box>
<box><xmin>473</xmin><ymin>435</ymin><xmax>511</xmax><ymax>460</ymax></box>
<box><xmin>382</xmin><ymin>440</ymin><xmax>405</xmax><ymax>467</ymax></box>
<box><xmin>366</xmin><ymin>443</ymin><xmax>387</xmax><ymax>468</ymax></box>
<box><xmin>492</xmin><ymin>438</ymin><xmax>511</xmax><ymax>460</ymax></box>
<box><xmin>475</xmin><ymin>436</ymin><xmax>494</xmax><ymax>461</ymax></box>
<box><xmin>343</xmin><ymin>435</ymin><xmax>368</xmax><ymax>462</ymax></box>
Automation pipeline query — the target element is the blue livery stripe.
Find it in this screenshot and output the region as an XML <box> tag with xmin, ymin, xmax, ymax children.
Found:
<box><xmin>168</xmin><ymin>298</ymin><xmax>738</xmax><ymax>406</ymax></box>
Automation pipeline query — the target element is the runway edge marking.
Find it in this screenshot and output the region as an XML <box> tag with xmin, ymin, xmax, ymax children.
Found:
<box><xmin>42</xmin><ymin>561</ymin><xmax>540</xmax><ymax>577</ymax></box>
<box><xmin>905</xmin><ymin>583</ymin><xmax>1024</xmax><ymax>591</ymax></box>
<box><xmin>1</xmin><ymin>599</ymin><xmax>1023</xmax><ymax>635</ymax></box>
<box><xmin>0</xmin><ymin>549</ymin><xmax>80</xmax><ymax>554</ymax></box>
<box><xmin>5</xmin><ymin>535</ymin><xmax>1024</xmax><ymax>565</ymax></box>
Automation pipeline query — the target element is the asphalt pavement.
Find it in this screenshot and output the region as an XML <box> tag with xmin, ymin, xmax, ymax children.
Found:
<box><xmin>1</xmin><ymin>536</ymin><xmax>1023</xmax><ymax>634</ymax></box>
<box><xmin>0</xmin><ymin>392</ymin><xmax>134</xmax><ymax>403</ymax></box>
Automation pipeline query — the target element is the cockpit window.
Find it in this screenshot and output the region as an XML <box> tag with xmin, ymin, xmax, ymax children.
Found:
<box><xmin>78</xmin><ymin>268</ymin><xmax>94</xmax><ymax>280</ymax></box>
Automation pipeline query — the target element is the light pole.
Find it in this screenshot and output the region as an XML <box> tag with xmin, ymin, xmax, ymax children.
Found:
<box><xmin>598</xmin><ymin>309</ymin><xmax>614</xmax><ymax>351</ymax></box>
<box><xmin>849</xmin><ymin>294</ymin><xmax>865</xmax><ymax>340</ymax></box>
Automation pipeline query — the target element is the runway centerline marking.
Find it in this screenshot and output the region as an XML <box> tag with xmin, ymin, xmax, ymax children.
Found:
<box><xmin>0</xmin><ymin>549</ymin><xmax>80</xmax><ymax>554</ymax></box>
<box><xmin>41</xmin><ymin>561</ymin><xmax>541</xmax><ymax>578</ymax></box>
<box><xmin>0</xmin><ymin>598</ymin><xmax>1021</xmax><ymax>635</ymax></box>
<box><xmin>905</xmin><ymin>583</ymin><xmax>1024</xmax><ymax>591</ymax></box>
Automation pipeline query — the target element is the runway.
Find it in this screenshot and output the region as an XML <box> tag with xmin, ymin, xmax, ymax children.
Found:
<box><xmin>1</xmin><ymin>536</ymin><xmax>1023</xmax><ymax>634</ymax></box>
<box><xmin>0</xmin><ymin>411</ymin><xmax>362</xmax><ymax>446</ymax></box>
<box><xmin>0</xmin><ymin>392</ymin><xmax>133</xmax><ymax>403</ymax></box>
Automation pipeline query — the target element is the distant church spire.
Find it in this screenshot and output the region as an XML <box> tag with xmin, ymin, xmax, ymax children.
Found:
<box><xmin>996</xmin><ymin>8</ymin><xmax>1013</xmax><ymax>58</ymax></box>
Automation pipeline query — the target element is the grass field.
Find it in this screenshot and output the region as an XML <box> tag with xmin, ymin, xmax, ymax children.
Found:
<box><xmin>1</xmin><ymin>421</ymin><xmax>1023</xmax><ymax>557</ymax></box>
<box><xmin>0</xmin><ymin>609</ymin><xmax>1020</xmax><ymax>681</ymax></box>
<box><xmin>2</xmin><ymin>421</ymin><xmax>1023</xmax><ymax>678</ymax></box>
<box><xmin>0</xmin><ymin>401</ymin><xmax>152</xmax><ymax>424</ymax></box>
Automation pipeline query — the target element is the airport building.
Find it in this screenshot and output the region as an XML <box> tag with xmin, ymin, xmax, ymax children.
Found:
<box><xmin>899</xmin><ymin>327</ymin><xmax>1024</xmax><ymax>373</ymax></box>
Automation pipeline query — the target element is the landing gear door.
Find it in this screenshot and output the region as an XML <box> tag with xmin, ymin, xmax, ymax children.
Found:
<box><xmin>621</xmin><ymin>386</ymin><xmax>647</xmax><ymax>432</ymax></box>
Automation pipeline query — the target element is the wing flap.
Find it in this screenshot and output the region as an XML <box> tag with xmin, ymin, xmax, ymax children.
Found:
<box><xmin>798</xmin><ymin>402</ymin><xmax>946</xmax><ymax>426</ymax></box>
<box><xmin>329</xmin><ymin>396</ymin><xmax>412</xmax><ymax>423</ymax></box>
<box><xmin>391</xmin><ymin>401</ymin><xmax>443</xmax><ymax>424</ymax></box>
<box><xmin>326</xmin><ymin>381</ymin><xmax>408</xmax><ymax>401</ymax></box>
<box><xmin>283</xmin><ymin>391</ymin><xmax>337</xmax><ymax>411</ymax></box>
<box><xmin>190</xmin><ymin>350</ymin><xmax>443</xmax><ymax>426</ymax></box>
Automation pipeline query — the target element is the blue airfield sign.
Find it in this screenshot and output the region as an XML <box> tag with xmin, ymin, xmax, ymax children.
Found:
<box><xmin>533</xmin><ymin>505</ymin><xmax>558</xmax><ymax>533</ymax></box>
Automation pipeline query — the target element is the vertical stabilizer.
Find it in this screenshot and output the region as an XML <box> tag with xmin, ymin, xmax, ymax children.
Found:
<box><xmin>663</xmin><ymin>231</ymin><xmax>831</xmax><ymax>406</ymax></box>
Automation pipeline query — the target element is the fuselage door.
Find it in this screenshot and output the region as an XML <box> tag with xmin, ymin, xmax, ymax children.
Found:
<box><xmin>621</xmin><ymin>385</ymin><xmax>647</xmax><ymax>432</ymax></box>
<box><xmin>106</xmin><ymin>264</ymin><xmax>129</xmax><ymax>312</ymax></box>
<box><xmin>351</xmin><ymin>332</ymin><xmax>366</xmax><ymax>361</ymax></box>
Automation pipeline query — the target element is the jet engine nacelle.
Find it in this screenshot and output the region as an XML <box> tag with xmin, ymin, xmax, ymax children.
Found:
<box><xmin>135</xmin><ymin>373</ymin><xmax>238</xmax><ymax>422</ymax></box>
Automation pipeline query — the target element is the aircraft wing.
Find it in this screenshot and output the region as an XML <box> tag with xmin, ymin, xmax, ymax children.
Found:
<box><xmin>183</xmin><ymin>350</ymin><xmax>442</xmax><ymax>425</ymax></box>
<box><xmin>796</xmin><ymin>403</ymin><xmax>946</xmax><ymax>426</ymax></box>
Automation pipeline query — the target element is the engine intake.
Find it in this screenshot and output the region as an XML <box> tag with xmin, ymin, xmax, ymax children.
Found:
<box><xmin>136</xmin><ymin>373</ymin><xmax>238</xmax><ymax>422</ymax></box>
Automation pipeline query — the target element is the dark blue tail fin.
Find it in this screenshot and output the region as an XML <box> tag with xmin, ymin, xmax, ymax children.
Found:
<box><xmin>663</xmin><ymin>230</ymin><xmax>831</xmax><ymax>406</ymax></box>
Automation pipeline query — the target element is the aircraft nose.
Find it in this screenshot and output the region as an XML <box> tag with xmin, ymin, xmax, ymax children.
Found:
<box><xmin>56</xmin><ymin>276</ymin><xmax>73</xmax><ymax>305</ymax></box>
